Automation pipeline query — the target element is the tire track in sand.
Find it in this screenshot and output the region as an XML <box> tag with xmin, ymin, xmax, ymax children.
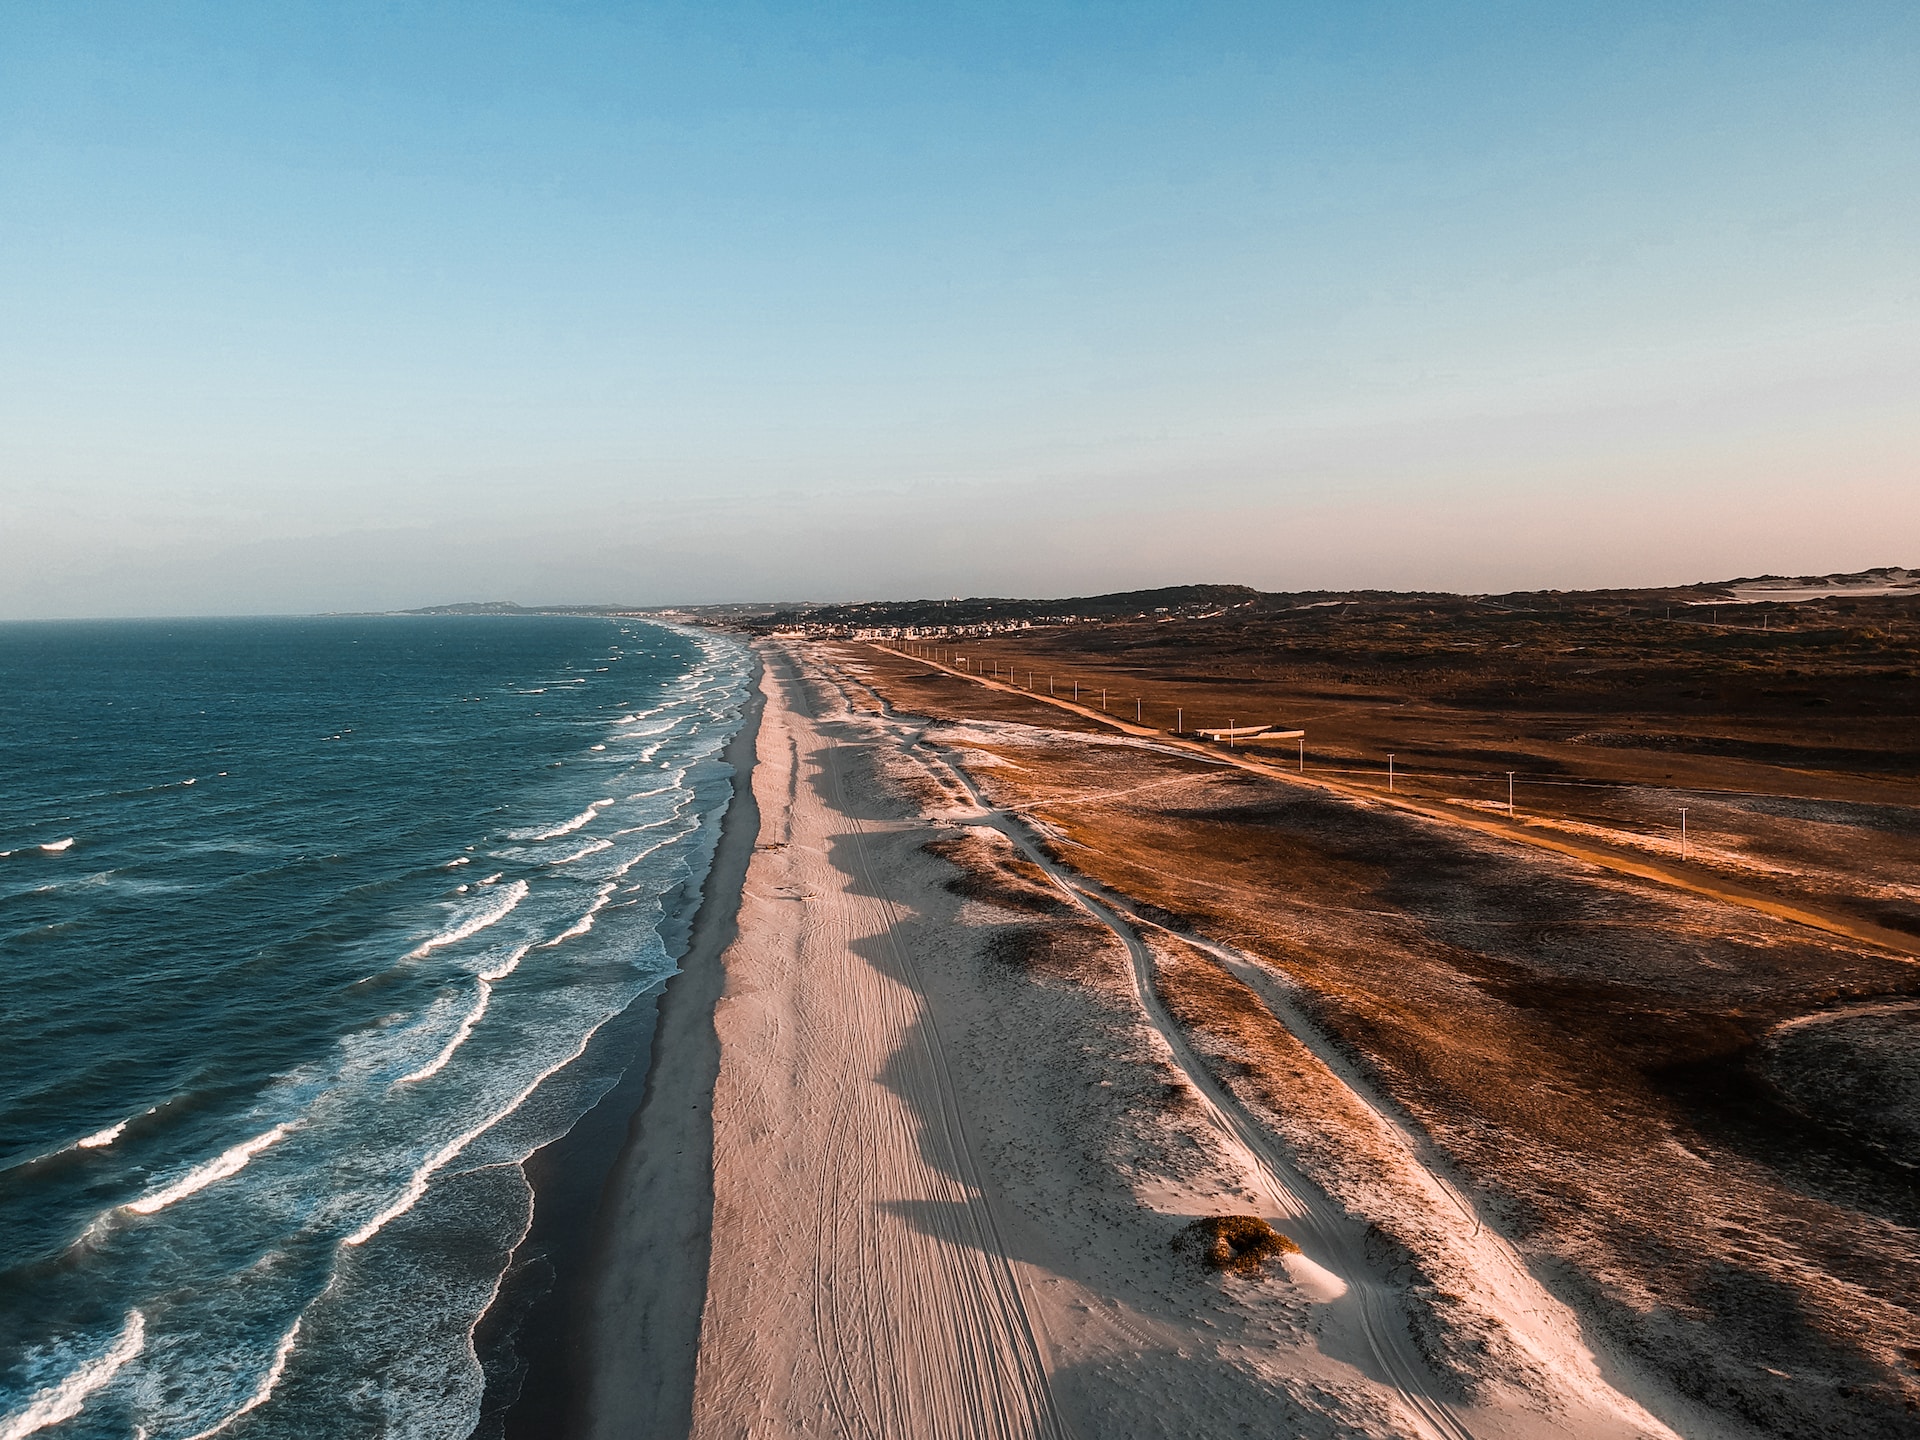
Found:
<box><xmin>692</xmin><ymin>649</ymin><xmax>1066</xmax><ymax>1440</ymax></box>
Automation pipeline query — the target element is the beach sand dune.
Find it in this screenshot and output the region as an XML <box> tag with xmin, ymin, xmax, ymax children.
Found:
<box><xmin>587</xmin><ymin>639</ymin><xmax>1701</xmax><ymax>1440</ymax></box>
<box><xmin>685</xmin><ymin>650</ymin><xmax>1066</xmax><ymax>1439</ymax></box>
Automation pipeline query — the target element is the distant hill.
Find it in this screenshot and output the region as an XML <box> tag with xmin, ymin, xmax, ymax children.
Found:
<box><xmin>757</xmin><ymin>583</ymin><xmax>1264</xmax><ymax>630</ymax></box>
<box><xmin>403</xmin><ymin>601</ymin><xmax>540</xmax><ymax>615</ymax></box>
<box><xmin>402</xmin><ymin>568</ymin><xmax>1916</xmax><ymax>629</ymax></box>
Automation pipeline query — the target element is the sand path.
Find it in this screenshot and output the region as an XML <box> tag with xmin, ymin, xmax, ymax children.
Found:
<box><xmin>902</xmin><ymin>744</ymin><xmax>1677</xmax><ymax>1440</ymax></box>
<box><xmin>686</xmin><ymin>650</ymin><xmax>1067</xmax><ymax>1439</ymax></box>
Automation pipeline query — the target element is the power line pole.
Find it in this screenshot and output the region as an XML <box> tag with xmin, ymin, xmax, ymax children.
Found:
<box><xmin>1388</xmin><ymin>753</ymin><xmax>1395</xmax><ymax>792</ymax></box>
<box><xmin>1507</xmin><ymin>771</ymin><xmax>1516</xmax><ymax>816</ymax></box>
<box><xmin>1680</xmin><ymin>808</ymin><xmax>1689</xmax><ymax>861</ymax></box>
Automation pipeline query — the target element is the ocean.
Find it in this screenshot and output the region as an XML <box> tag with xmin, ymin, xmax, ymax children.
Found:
<box><xmin>0</xmin><ymin>616</ymin><xmax>754</xmax><ymax>1440</ymax></box>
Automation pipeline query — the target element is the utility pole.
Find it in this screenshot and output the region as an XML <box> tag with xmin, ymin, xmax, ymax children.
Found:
<box><xmin>1388</xmin><ymin>754</ymin><xmax>1395</xmax><ymax>792</ymax></box>
<box><xmin>1230</xmin><ymin>718</ymin><xmax>1235</xmax><ymax>749</ymax></box>
<box><xmin>1299</xmin><ymin>735</ymin><xmax>1305</xmax><ymax>772</ymax></box>
<box><xmin>1507</xmin><ymin>771</ymin><xmax>1516</xmax><ymax>816</ymax></box>
<box><xmin>1101</xmin><ymin>688</ymin><xmax>1107</xmax><ymax>711</ymax></box>
<box><xmin>1135</xmin><ymin>697</ymin><xmax>1142</xmax><ymax>723</ymax></box>
<box><xmin>1176</xmin><ymin>707</ymin><xmax>1182</xmax><ymax>734</ymax></box>
<box><xmin>1680</xmin><ymin>808</ymin><xmax>1689</xmax><ymax>861</ymax></box>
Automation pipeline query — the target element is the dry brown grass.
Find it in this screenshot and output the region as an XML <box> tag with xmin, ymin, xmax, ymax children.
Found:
<box><xmin>851</xmin><ymin>672</ymin><xmax>1920</xmax><ymax>1431</ymax></box>
<box><xmin>829</xmin><ymin>644</ymin><xmax>1106</xmax><ymax>731</ymax></box>
<box><xmin>917</xmin><ymin>826</ymin><xmax>1128</xmax><ymax>993</ymax></box>
<box><xmin>1148</xmin><ymin>934</ymin><xmax>1335</xmax><ymax>1119</ymax></box>
<box><xmin>922</xmin><ymin>831</ymin><xmax>1071</xmax><ymax>916</ymax></box>
<box><xmin>1176</xmin><ymin>1214</ymin><xmax>1300</xmax><ymax>1275</ymax></box>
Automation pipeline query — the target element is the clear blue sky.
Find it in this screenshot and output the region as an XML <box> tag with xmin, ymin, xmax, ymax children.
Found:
<box><xmin>2</xmin><ymin>2</ymin><xmax>1915</xmax><ymax>615</ymax></box>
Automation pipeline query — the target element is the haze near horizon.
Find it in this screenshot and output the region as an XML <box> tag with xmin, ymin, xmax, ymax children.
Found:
<box><xmin>2</xmin><ymin>2</ymin><xmax>1915</xmax><ymax>619</ymax></box>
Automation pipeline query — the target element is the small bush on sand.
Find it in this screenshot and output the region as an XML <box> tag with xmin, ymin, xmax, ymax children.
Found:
<box><xmin>1176</xmin><ymin>1214</ymin><xmax>1300</xmax><ymax>1276</ymax></box>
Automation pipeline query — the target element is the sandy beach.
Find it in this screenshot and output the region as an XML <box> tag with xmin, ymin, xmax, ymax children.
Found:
<box><xmin>574</xmin><ymin>638</ymin><xmax>1727</xmax><ymax>1440</ymax></box>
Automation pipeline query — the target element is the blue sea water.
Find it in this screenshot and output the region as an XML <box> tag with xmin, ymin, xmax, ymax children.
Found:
<box><xmin>0</xmin><ymin>616</ymin><xmax>753</xmax><ymax>1440</ymax></box>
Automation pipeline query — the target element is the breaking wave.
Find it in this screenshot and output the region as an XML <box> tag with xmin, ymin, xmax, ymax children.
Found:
<box><xmin>397</xmin><ymin>944</ymin><xmax>534</xmax><ymax>1086</ymax></box>
<box><xmin>126</xmin><ymin>1123</ymin><xmax>293</xmax><ymax>1216</ymax></box>
<box><xmin>180</xmin><ymin>1317</ymin><xmax>301</xmax><ymax>1440</ymax></box>
<box><xmin>406</xmin><ymin>881</ymin><xmax>529</xmax><ymax>960</ymax></box>
<box><xmin>346</xmin><ymin>1026</ymin><xmax>597</xmax><ymax>1249</ymax></box>
<box><xmin>0</xmin><ymin>1310</ymin><xmax>144</xmax><ymax>1440</ymax></box>
<box><xmin>523</xmin><ymin>800</ymin><xmax>614</xmax><ymax>841</ymax></box>
<box><xmin>76</xmin><ymin>1120</ymin><xmax>127</xmax><ymax>1150</ymax></box>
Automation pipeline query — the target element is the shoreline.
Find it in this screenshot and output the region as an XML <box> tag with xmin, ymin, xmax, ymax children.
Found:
<box><xmin>571</xmin><ymin>647</ymin><xmax>766</xmax><ymax>1440</ymax></box>
<box><xmin>492</xmin><ymin>631</ymin><xmax>1906</xmax><ymax>1440</ymax></box>
<box><xmin>476</xmin><ymin>644</ymin><xmax>766</xmax><ymax>1440</ymax></box>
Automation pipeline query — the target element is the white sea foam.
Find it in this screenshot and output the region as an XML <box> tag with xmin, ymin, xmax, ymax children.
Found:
<box><xmin>397</xmin><ymin>944</ymin><xmax>532</xmax><ymax>1085</ymax></box>
<box><xmin>540</xmin><ymin>882</ymin><xmax>617</xmax><ymax>947</ymax></box>
<box><xmin>479</xmin><ymin>873</ymin><xmax>504</xmax><ymax>885</ymax></box>
<box><xmin>179</xmin><ymin>1316</ymin><xmax>301</xmax><ymax>1440</ymax></box>
<box><xmin>406</xmin><ymin>881</ymin><xmax>529</xmax><ymax>960</ymax></box>
<box><xmin>0</xmin><ymin>1310</ymin><xmax>145</xmax><ymax>1440</ymax></box>
<box><xmin>442</xmin><ymin>857</ymin><xmax>470</xmax><ymax>869</ymax></box>
<box><xmin>40</xmin><ymin>839</ymin><xmax>74</xmax><ymax>853</ymax></box>
<box><xmin>549</xmin><ymin>838</ymin><xmax>612</xmax><ymax>866</ymax></box>
<box><xmin>346</xmin><ymin>1023</ymin><xmax>599</xmax><ymax>1247</ymax></box>
<box><xmin>127</xmin><ymin>1123</ymin><xmax>293</xmax><ymax>1215</ymax></box>
<box><xmin>76</xmin><ymin>1121</ymin><xmax>127</xmax><ymax>1150</ymax></box>
<box><xmin>610</xmin><ymin>836</ymin><xmax>678</xmax><ymax>880</ymax></box>
<box><xmin>479</xmin><ymin>943</ymin><xmax>532</xmax><ymax>986</ymax></box>
<box><xmin>3</xmin><ymin>1113</ymin><xmax>139</xmax><ymax>1174</ymax></box>
<box><xmin>524</xmin><ymin>801</ymin><xmax>613</xmax><ymax>841</ymax></box>
<box><xmin>608</xmin><ymin>821</ymin><xmax>672</xmax><ymax>839</ymax></box>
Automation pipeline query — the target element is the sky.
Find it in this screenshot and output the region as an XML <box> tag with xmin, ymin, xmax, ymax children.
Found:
<box><xmin>1</xmin><ymin>1</ymin><xmax>1915</xmax><ymax>616</ymax></box>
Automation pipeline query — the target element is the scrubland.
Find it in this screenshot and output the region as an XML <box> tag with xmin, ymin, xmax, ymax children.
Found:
<box><xmin>824</xmin><ymin>597</ymin><xmax>1920</xmax><ymax>1438</ymax></box>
